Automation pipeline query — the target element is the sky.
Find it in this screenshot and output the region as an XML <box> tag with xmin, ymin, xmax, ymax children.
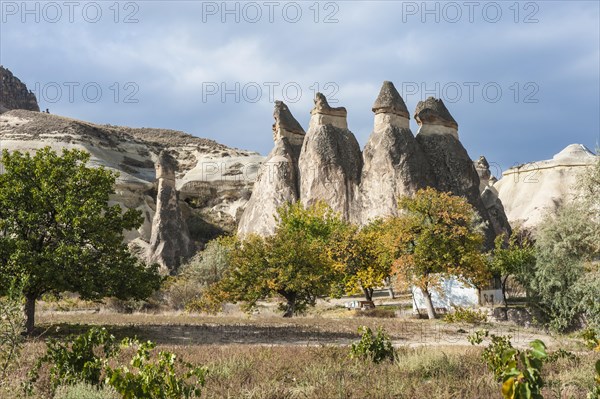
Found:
<box><xmin>1</xmin><ymin>0</ymin><xmax>599</xmax><ymax>175</ymax></box>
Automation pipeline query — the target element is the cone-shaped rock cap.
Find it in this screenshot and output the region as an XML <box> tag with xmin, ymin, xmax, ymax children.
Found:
<box><xmin>273</xmin><ymin>100</ymin><xmax>305</xmax><ymax>135</ymax></box>
<box><xmin>372</xmin><ymin>81</ymin><xmax>409</xmax><ymax>118</ymax></box>
<box><xmin>311</xmin><ymin>92</ymin><xmax>347</xmax><ymax>117</ymax></box>
<box><xmin>414</xmin><ymin>97</ymin><xmax>458</xmax><ymax>129</ymax></box>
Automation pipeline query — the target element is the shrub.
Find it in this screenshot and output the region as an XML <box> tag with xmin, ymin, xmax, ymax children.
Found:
<box><xmin>443</xmin><ymin>306</ymin><xmax>487</xmax><ymax>324</ymax></box>
<box><xmin>581</xmin><ymin>328</ymin><xmax>600</xmax><ymax>351</ymax></box>
<box><xmin>27</xmin><ymin>327</ymin><xmax>119</xmax><ymax>393</ymax></box>
<box><xmin>350</xmin><ymin>326</ymin><xmax>395</xmax><ymax>364</ymax></box>
<box><xmin>54</xmin><ymin>382</ymin><xmax>120</xmax><ymax>399</ymax></box>
<box><xmin>468</xmin><ymin>329</ymin><xmax>514</xmax><ymax>380</ymax></box>
<box><xmin>0</xmin><ymin>280</ymin><xmax>25</xmax><ymax>383</ymax></box>
<box><xmin>500</xmin><ymin>340</ymin><xmax>548</xmax><ymax>399</ymax></box>
<box><xmin>105</xmin><ymin>339</ymin><xmax>207</xmax><ymax>399</ymax></box>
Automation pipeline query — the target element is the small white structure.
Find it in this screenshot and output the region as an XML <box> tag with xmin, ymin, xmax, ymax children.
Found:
<box><xmin>411</xmin><ymin>276</ymin><xmax>503</xmax><ymax>313</ymax></box>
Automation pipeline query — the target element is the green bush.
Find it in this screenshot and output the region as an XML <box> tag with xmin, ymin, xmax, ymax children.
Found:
<box><xmin>468</xmin><ymin>329</ymin><xmax>514</xmax><ymax>380</ymax></box>
<box><xmin>27</xmin><ymin>327</ymin><xmax>119</xmax><ymax>393</ymax></box>
<box><xmin>443</xmin><ymin>306</ymin><xmax>487</xmax><ymax>324</ymax></box>
<box><xmin>500</xmin><ymin>340</ymin><xmax>548</xmax><ymax>399</ymax></box>
<box><xmin>54</xmin><ymin>382</ymin><xmax>120</xmax><ymax>399</ymax></box>
<box><xmin>350</xmin><ymin>326</ymin><xmax>395</xmax><ymax>364</ymax></box>
<box><xmin>105</xmin><ymin>339</ymin><xmax>207</xmax><ymax>399</ymax></box>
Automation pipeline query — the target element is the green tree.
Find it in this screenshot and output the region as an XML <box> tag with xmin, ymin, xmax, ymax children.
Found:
<box><xmin>180</xmin><ymin>236</ymin><xmax>234</xmax><ymax>286</ymax></box>
<box><xmin>528</xmin><ymin>154</ymin><xmax>600</xmax><ymax>331</ymax></box>
<box><xmin>489</xmin><ymin>231</ymin><xmax>537</xmax><ymax>304</ymax></box>
<box><xmin>211</xmin><ymin>202</ymin><xmax>342</xmax><ymax>317</ymax></box>
<box><xmin>388</xmin><ymin>188</ymin><xmax>489</xmax><ymax>319</ymax></box>
<box><xmin>0</xmin><ymin>148</ymin><xmax>161</xmax><ymax>333</ymax></box>
<box><xmin>330</xmin><ymin>220</ymin><xmax>393</xmax><ymax>302</ymax></box>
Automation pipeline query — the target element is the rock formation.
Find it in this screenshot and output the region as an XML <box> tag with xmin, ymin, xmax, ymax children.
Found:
<box><xmin>298</xmin><ymin>93</ymin><xmax>363</xmax><ymax>220</ymax></box>
<box><xmin>148</xmin><ymin>151</ymin><xmax>192</xmax><ymax>273</ymax></box>
<box><xmin>0</xmin><ymin>66</ymin><xmax>40</xmax><ymax>113</ymax></box>
<box><xmin>474</xmin><ymin>156</ymin><xmax>511</xmax><ymax>239</ymax></box>
<box><xmin>0</xmin><ymin>109</ymin><xmax>263</xmax><ymax>272</ymax></box>
<box><xmin>359</xmin><ymin>81</ymin><xmax>434</xmax><ymax>223</ymax></box>
<box><xmin>414</xmin><ymin>97</ymin><xmax>510</xmax><ymax>246</ymax></box>
<box><xmin>494</xmin><ymin>144</ymin><xmax>598</xmax><ymax>228</ymax></box>
<box><xmin>237</xmin><ymin>101</ymin><xmax>304</xmax><ymax>236</ymax></box>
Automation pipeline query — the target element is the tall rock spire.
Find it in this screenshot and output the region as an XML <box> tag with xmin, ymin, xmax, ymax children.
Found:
<box><xmin>237</xmin><ymin>101</ymin><xmax>304</xmax><ymax>237</ymax></box>
<box><xmin>414</xmin><ymin>97</ymin><xmax>509</xmax><ymax>247</ymax></box>
<box><xmin>299</xmin><ymin>93</ymin><xmax>362</xmax><ymax>221</ymax></box>
<box><xmin>359</xmin><ymin>81</ymin><xmax>434</xmax><ymax>223</ymax></box>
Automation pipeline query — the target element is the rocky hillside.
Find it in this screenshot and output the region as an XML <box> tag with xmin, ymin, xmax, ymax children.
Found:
<box><xmin>493</xmin><ymin>144</ymin><xmax>598</xmax><ymax>228</ymax></box>
<box><xmin>0</xmin><ymin>66</ymin><xmax>40</xmax><ymax>113</ymax></box>
<box><xmin>239</xmin><ymin>81</ymin><xmax>512</xmax><ymax>248</ymax></box>
<box><xmin>0</xmin><ymin>110</ymin><xmax>263</xmax><ymax>272</ymax></box>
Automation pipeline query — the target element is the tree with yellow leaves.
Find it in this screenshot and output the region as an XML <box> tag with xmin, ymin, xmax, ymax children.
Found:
<box><xmin>387</xmin><ymin>188</ymin><xmax>489</xmax><ymax>319</ymax></box>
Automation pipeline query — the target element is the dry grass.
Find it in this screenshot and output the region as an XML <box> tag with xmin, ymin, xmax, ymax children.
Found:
<box><xmin>3</xmin><ymin>341</ymin><xmax>597</xmax><ymax>399</ymax></box>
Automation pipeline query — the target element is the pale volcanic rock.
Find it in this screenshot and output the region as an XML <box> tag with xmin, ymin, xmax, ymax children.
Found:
<box><xmin>149</xmin><ymin>151</ymin><xmax>193</xmax><ymax>273</ymax></box>
<box><xmin>299</xmin><ymin>93</ymin><xmax>362</xmax><ymax>220</ymax></box>
<box><xmin>414</xmin><ymin>97</ymin><xmax>508</xmax><ymax>246</ymax></box>
<box><xmin>0</xmin><ymin>109</ymin><xmax>264</xmax><ymax>272</ymax></box>
<box><xmin>494</xmin><ymin>144</ymin><xmax>598</xmax><ymax>228</ymax></box>
<box><xmin>237</xmin><ymin>101</ymin><xmax>304</xmax><ymax>236</ymax></box>
<box><xmin>359</xmin><ymin>81</ymin><xmax>434</xmax><ymax>223</ymax></box>
<box><xmin>0</xmin><ymin>66</ymin><xmax>40</xmax><ymax>113</ymax></box>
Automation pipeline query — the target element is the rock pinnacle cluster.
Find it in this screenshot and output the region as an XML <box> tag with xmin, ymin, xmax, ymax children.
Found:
<box><xmin>239</xmin><ymin>81</ymin><xmax>512</xmax><ymax>247</ymax></box>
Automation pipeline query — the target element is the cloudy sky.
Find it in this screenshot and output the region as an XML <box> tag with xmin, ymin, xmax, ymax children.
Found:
<box><xmin>1</xmin><ymin>0</ymin><xmax>598</xmax><ymax>174</ymax></box>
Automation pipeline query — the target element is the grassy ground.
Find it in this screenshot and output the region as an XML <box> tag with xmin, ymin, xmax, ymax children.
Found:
<box><xmin>1</xmin><ymin>309</ymin><xmax>598</xmax><ymax>399</ymax></box>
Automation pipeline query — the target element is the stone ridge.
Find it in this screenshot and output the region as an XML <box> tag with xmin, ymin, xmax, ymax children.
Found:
<box><xmin>0</xmin><ymin>66</ymin><xmax>40</xmax><ymax>113</ymax></box>
<box><xmin>372</xmin><ymin>81</ymin><xmax>409</xmax><ymax>118</ymax></box>
<box><xmin>414</xmin><ymin>96</ymin><xmax>458</xmax><ymax>129</ymax></box>
<box><xmin>311</xmin><ymin>92</ymin><xmax>347</xmax><ymax>117</ymax></box>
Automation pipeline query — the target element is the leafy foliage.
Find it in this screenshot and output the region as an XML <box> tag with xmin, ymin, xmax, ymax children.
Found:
<box><xmin>488</xmin><ymin>231</ymin><xmax>537</xmax><ymax>302</ymax></box>
<box><xmin>27</xmin><ymin>327</ymin><xmax>119</xmax><ymax>393</ymax></box>
<box><xmin>329</xmin><ymin>219</ymin><xmax>393</xmax><ymax>301</ymax></box>
<box><xmin>531</xmin><ymin>202</ymin><xmax>600</xmax><ymax>331</ymax></box>
<box><xmin>500</xmin><ymin>340</ymin><xmax>548</xmax><ymax>399</ymax></box>
<box><xmin>387</xmin><ymin>188</ymin><xmax>489</xmax><ymax>319</ymax></box>
<box><xmin>105</xmin><ymin>339</ymin><xmax>207</xmax><ymax>399</ymax></box>
<box><xmin>0</xmin><ymin>147</ymin><xmax>162</xmax><ymax>331</ymax></box>
<box><xmin>350</xmin><ymin>326</ymin><xmax>395</xmax><ymax>364</ymax></box>
<box><xmin>468</xmin><ymin>329</ymin><xmax>514</xmax><ymax>380</ymax></box>
<box><xmin>208</xmin><ymin>202</ymin><xmax>344</xmax><ymax>317</ymax></box>
<box><xmin>443</xmin><ymin>306</ymin><xmax>487</xmax><ymax>324</ymax></box>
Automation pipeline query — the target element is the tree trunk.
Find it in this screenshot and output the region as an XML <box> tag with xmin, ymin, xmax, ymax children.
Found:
<box><xmin>422</xmin><ymin>287</ymin><xmax>437</xmax><ymax>320</ymax></box>
<box><xmin>25</xmin><ymin>293</ymin><xmax>36</xmax><ymax>335</ymax></box>
<box><xmin>363</xmin><ymin>287</ymin><xmax>374</xmax><ymax>302</ymax></box>
<box><xmin>282</xmin><ymin>295</ymin><xmax>296</xmax><ymax>318</ymax></box>
<box><xmin>501</xmin><ymin>275</ymin><xmax>509</xmax><ymax>306</ymax></box>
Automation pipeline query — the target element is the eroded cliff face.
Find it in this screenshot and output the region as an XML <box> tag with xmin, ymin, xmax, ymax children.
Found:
<box><xmin>0</xmin><ymin>66</ymin><xmax>40</xmax><ymax>113</ymax></box>
<box><xmin>298</xmin><ymin>93</ymin><xmax>363</xmax><ymax>221</ymax></box>
<box><xmin>237</xmin><ymin>101</ymin><xmax>304</xmax><ymax>237</ymax></box>
<box><xmin>359</xmin><ymin>81</ymin><xmax>434</xmax><ymax>224</ymax></box>
<box><xmin>241</xmin><ymin>85</ymin><xmax>512</xmax><ymax>249</ymax></box>
<box><xmin>0</xmin><ymin>110</ymin><xmax>263</xmax><ymax>272</ymax></box>
<box><xmin>494</xmin><ymin>144</ymin><xmax>598</xmax><ymax>228</ymax></box>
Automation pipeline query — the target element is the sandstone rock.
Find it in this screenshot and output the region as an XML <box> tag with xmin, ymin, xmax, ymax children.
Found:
<box><xmin>0</xmin><ymin>109</ymin><xmax>264</xmax><ymax>265</ymax></box>
<box><xmin>148</xmin><ymin>151</ymin><xmax>192</xmax><ymax>273</ymax></box>
<box><xmin>359</xmin><ymin>81</ymin><xmax>434</xmax><ymax>223</ymax></box>
<box><xmin>299</xmin><ymin>93</ymin><xmax>362</xmax><ymax>220</ymax></box>
<box><xmin>494</xmin><ymin>144</ymin><xmax>598</xmax><ymax>228</ymax></box>
<box><xmin>414</xmin><ymin>97</ymin><xmax>508</xmax><ymax>247</ymax></box>
<box><xmin>0</xmin><ymin>66</ymin><xmax>39</xmax><ymax>113</ymax></box>
<box><xmin>238</xmin><ymin>101</ymin><xmax>304</xmax><ymax>236</ymax></box>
